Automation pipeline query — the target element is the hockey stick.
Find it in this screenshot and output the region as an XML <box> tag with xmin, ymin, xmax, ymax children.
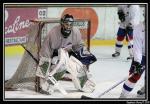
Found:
<box><xmin>21</xmin><ymin>44</ymin><xmax>68</xmax><ymax>96</ymax></box>
<box><xmin>97</xmin><ymin>57</ymin><xmax>130</xmax><ymax>62</ymax></box>
<box><xmin>81</xmin><ymin>73</ymin><xmax>134</xmax><ymax>99</ymax></box>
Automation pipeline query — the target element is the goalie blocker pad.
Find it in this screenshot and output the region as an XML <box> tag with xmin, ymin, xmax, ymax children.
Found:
<box><xmin>67</xmin><ymin>56</ymin><xmax>96</xmax><ymax>93</ymax></box>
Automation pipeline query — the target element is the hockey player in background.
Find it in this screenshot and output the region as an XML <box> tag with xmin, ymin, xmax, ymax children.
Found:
<box><xmin>35</xmin><ymin>14</ymin><xmax>97</xmax><ymax>94</ymax></box>
<box><xmin>112</xmin><ymin>5</ymin><xmax>141</xmax><ymax>60</ymax></box>
<box><xmin>119</xmin><ymin>19</ymin><xmax>145</xmax><ymax>98</ymax></box>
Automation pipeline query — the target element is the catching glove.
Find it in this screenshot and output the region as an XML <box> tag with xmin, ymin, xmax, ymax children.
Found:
<box><xmin>69</xmin><ymin>47</ymin><xmax>97</xmax><ymax>65</ymax></box>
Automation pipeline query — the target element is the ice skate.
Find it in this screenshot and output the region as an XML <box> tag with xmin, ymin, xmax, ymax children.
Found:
<box><xmin>112</xmin><ymin>52</ymin><xmax>120</xmax><ymax>57</ymax></box>
<box><xmin>137</xmin><ymin>86</ymin><xmax>145</xmax><ymax>98</ymax></box>
<box><xmin>119</xmin><ymin>92</ymin><xmax>127</xmax><ymax>98</ymax></box>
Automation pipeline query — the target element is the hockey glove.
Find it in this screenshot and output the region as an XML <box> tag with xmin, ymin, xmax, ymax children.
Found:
<box><xmin>132</xmin><ymin>61</ymin><xmax>143</xmax><ymax>74</ymax></box>
<box><xmin>118</xmin><ymin>10</ymin><xmax>125</xmax><ymax>22</ymax></box>
<box><xmin>73</xmin><ymin>47</ymin><xmax>97</xmax><ymax>65</ymax></box>
<box><xmin>68</xmin><ymin>47</ymin><xmax>97</xmax><ymax>65</ymax></box>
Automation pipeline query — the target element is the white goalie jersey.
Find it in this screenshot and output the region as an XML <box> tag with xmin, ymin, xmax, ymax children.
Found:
<box><xmin>39</xmin><ymin>25</ymin><xmax>85</xmax><ymax>58</ymax></box>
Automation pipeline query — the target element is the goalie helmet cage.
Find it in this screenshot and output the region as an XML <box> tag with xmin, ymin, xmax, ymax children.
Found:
<box><xmin>5</xmin><ymin>18</ymin><xmax>91</xmax><ymax>92</ymax></box>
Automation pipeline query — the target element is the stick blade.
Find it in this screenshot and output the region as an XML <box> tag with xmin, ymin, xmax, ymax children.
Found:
<box><xmin>81</xmin><ymin>95</ymin><xmax>93</xmax><ymax>99</ymax></box>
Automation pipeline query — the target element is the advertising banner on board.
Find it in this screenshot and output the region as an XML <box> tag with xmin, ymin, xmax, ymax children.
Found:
<box><xmin>5</xmin><ymin>8</ymin><xmax>47</xmax><ymax>45</ymax></box>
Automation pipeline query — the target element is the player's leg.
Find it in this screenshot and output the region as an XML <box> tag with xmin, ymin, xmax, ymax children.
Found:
<box><xmin>36</xmin><ymin>49</ymin><xmax>69</xmax><ymax>94</ymax></box>
<box><xmin>36</xmin><ymin>57</ymin><xmax>55</xmax><ymax>94</ymax></box>
<box><xmin>119</xmin><ymin>73</ymin><xmax>141</xmax><ymax>98</ymax></box>
<box><xmin>119</xmin><ymin>56</ymin><xmax>145</xmax><ymax>98</ymax></box>
<box><xmin>126</xmin><ymin>29</ymin><xmax>134</xmax><ymax>60</ymax></box>
<box><xmin>66</xmin><ymin>56</ymin><xmax>96</xmax><ymax>93</ymax></box>
<box><xmin>137</xmin><ymin>56</ymin><xmax>146</xmax><ymax>97</ymax></box>
<box><xmin>36</xmin><ymin>48</ymin><xmax>96</xmax><ymax>94</ymax></box>
<box><xmin>112</xmin><ymin>27</ymin><xmax>126</xmax><ymax>57</ymax></box>
<box><xmin>60</xmin><ymin>46</ymin><xmax>97</xmax><ymax>81</ymax></box>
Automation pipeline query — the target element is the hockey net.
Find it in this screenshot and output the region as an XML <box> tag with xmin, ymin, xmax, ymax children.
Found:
<box><xmin>5</xmin><ymin>18</ymin><xmax>91</xmax><ymax>92</ymax></box>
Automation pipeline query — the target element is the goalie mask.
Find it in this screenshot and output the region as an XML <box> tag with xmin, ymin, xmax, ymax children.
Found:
<box><xmin>61</xmin><ymin>14</ymin><xmax>74</xmax><ymax>38</ymax></box>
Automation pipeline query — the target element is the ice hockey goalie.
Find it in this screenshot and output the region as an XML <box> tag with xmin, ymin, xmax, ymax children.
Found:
<box><xmin>36</xmin><ymin>48</ymin><xmax>97</xmax><ymax>95</ymax></box>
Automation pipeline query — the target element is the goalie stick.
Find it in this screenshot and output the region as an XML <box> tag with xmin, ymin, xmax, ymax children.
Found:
<box><xmin>21</xmin><ymin>44</ymin><xmax>68</xmax><ymax>96</ymax></box>
<box><xmin>81</xmin><ymin>73</ymin><xmax>134</xmax><ymax>99</ymax></box>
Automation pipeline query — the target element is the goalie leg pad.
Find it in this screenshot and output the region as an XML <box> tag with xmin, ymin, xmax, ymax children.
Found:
<box><xmin>81</xmin><ymin>79</ymin><xmax>96</xmax><ymax>93</ymax></box>
<box><xmin>72</xmin><ymin>73</ymin><xmax>96</xmax><ymax>93</ymax></box>
<box><xmin>36</xmin><ymin>57</ymin><xmax>51</xmax><ymax>78</ymax></box>
<box><xmin>48</xmin><ymin>48</ymin><xmax>70</xmax><ymax>76</ymax></box>
<box><xmin>39</xmin><ymin>78</ymin><xmax>55</xmax><ymax>95</ymax></box>
<box><xmin>53</xmin><ymin>70</ymin><xmax>67</xmax><ymax>80</ymax></box>
<box><xmin>66</xmin><ymin>56</ymin><xmax>96</xmax><ymax>93</ymax></box>
<box><xmin>50</xmin><ymin>55</ymin><xmax>67</xmax><ymax>80</ymax></box>
<box><xmin>38</xmin><ymin>48</ymin><xmax>70</xmax><ymax>82</ymax></box>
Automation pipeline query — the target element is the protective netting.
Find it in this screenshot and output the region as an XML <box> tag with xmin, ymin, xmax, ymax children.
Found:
<box><xmin>5</xmin><ymin>22</ymin><xmax>43</xmax><ymax>91</ymax></box>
